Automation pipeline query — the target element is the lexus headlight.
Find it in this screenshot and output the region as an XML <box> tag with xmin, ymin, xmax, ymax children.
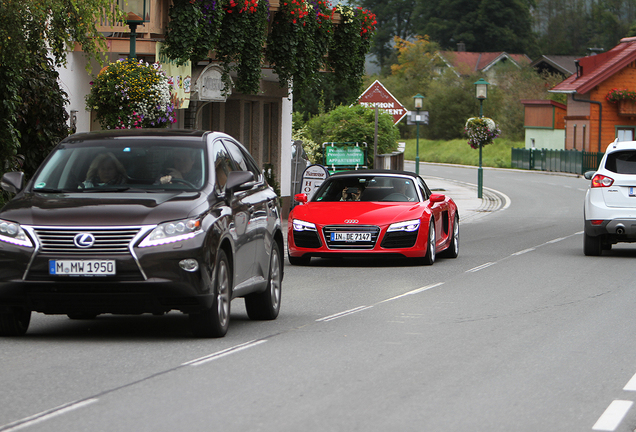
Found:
<box><xmin>387</xmin><ymin>219</ymin><xmax>420</xmax><ymax>232</ymax></box>
<box><xmin>292</xmin><ymin>219</ymin><xmax>316</xmax><ymax>232</ymax></box>
<box><xmin>139</xmin><ymin>218</ymin><xmax>202</xmax><ymax>247</ymax></box>
<box><xmin>0</xmin><ymin>219</ymin><xmax>33</xmax><ymax>247</ymax></box>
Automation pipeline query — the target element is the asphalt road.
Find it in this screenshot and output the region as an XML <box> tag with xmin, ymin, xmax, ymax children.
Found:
<box><xmin>2</xmin><ymin>164</ymin><xmax>636</xmax><ymax>432</ymax></box>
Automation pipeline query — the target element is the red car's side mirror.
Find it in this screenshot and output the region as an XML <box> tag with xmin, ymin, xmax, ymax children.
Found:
<box><xmin>294</xmin><ymin>193</ymin><xmax>308</xmax><ymax>204</ymax></box>
<box><xmin>429</xmin><ymin>193</ymin><xmax>445</xmax><ymax>204</ymax></box>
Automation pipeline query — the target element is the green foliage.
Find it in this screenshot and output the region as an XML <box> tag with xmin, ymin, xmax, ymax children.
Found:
<box><xmin>352</xmin><ymin>0</ymin><xmax>416</xmax><ymax>69</ymax></box>
<box><xmin>86</xmin><ymin>59</ymin><xmax>177</xmax><ymax>129</ymax></box>
<box><xmin>304</xmin><ymin>105</ymin><xmax>399</xmax><ymax>167</ymax></box>
<box><xmin>534</xmin><ymin>0</ymin><xmax>636</xmax><ymax>56</ymax></box>
<box><xmin>403</xmin><ymin>138</ymin><xmax>524</xmax><ymax>168</ymax></box>
<box><xmin>216</xmin><ymin>0</ymin><xmax>269</xmax><ymax>94</ymax></box>
<box><xmin>606</xmin><ymin>88</ymin><xmax>636</xmax><ymax>103</ymax></box>
<box><xmin>413</xmin><ymin>0</ymin><xmax>538</xmax><ymax>56</ymax></box>
<box><xmin>0</xmin><ymin>0</ymin><xmax>121</xmax><ymax>183</ymax></box>
<box><xmin>380</xmin><ymin>36</ymin><xmax>441</xmax><ymax>109</ymax></box>
<box><xmin>329</xmin><ymin>5</ymin><xmax>377</xmax><ymax>95</ymax></box>
<box><xmin>418</xmin><ymin>72</ymin><xmax>477</xmax><ymax>141</ymax></box>
<box><xmin>162</xmin><ymin>0</ymin><xmax>224</xmax><ymax>66</ymax></box>
<box><xmin>266</xmin><ymin>0</ymin><xmax>334</xmax><ymax>94</ymax></box>
<box><xmin>15</xmin><ymin>55</ymin><xmax>70</xmax><ymax>180</ymax></box>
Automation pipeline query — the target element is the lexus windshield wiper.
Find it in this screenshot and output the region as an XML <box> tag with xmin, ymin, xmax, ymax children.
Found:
<box><xmin>82</xmin><ymin>186</ymin><xmax>132</xmax><ymax>192</ymax></box>
<box><xmin>34</xmin><ymin>188</ymin><xmax>74</xmax><ymax>193</ymax></box>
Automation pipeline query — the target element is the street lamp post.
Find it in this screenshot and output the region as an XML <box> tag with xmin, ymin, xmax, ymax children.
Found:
<box><xmin>119</xmin><ymin>0</ymin><xmax>147</xmax><ymax>60</ymax></box>
<box><xmin>474</xmin><ymin>78</ymin><xmax>489</xmax><ymax>199</ymax></box>
<box><xmin>413</xmin><ymin>93</ymin><xmax>424</xmax><ymax>176</ymax></box>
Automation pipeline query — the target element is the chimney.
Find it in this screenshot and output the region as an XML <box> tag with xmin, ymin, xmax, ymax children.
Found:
<box><xmin>457</xmin><ymin>42</ymin><xmax>466</xmax><ymax>52</ymax></box>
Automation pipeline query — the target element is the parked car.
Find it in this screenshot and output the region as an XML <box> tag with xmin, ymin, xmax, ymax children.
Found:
<box><xmin>288</xmin><ymin>170</ymin><xmax>459</xmax><ymax>265</ymax></box>
<box><xmin>0</xmin><ymin>129</ymin><xmax>284</xmax><ymax>337</ymax></box>
<box><xmin>584</xmin><ymin>140</ymin><xmax>636</xmax><ymax>256</ymax></box>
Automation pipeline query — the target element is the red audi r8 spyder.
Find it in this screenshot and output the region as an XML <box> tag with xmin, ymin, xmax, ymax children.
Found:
<box><xmin>287</xmin><ymin>170</ymin><xmax>459</xmax><ymax>265</ymax></box>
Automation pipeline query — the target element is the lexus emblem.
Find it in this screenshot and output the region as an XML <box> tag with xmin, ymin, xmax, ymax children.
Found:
<box><xmin>344</xmin><ymin>219</ymin><xmax>359</xmax><ymax>224</ymax></box>
<box><xmin>74</xmin><ymin>233</ymin><xmax>95</xmax><ymax>248</ymax></box>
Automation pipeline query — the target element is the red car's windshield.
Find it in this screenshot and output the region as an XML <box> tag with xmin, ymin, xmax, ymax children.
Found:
<box><xmin>313</xmin><ymin>176</ymin><xmax>418</xmax><ymax>202</ymax></box>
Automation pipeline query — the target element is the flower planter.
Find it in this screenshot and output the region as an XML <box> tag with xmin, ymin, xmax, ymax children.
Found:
<box><xmin>618</xmin><ymin>100</ymin><xmax>636</xmax><ymax>115</ymax></box>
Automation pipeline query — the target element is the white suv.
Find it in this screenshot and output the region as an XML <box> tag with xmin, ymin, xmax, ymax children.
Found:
<box><xmin>584</xmin><ymin>140</ymin><xmax>636</xmax><ymax>255</ymax></box>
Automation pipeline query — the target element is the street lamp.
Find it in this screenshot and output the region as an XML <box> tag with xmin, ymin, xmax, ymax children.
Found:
<box><xmin>119</xmin><ymin>0</ymin><xmax>147</xmax><ymax>60</ymax></box>
<box><xmin>474</xmin><ymin>78</ymin><xmax>489</xmax><ymax>198</ymax></box>
<box><xmin>413</xmin><ymin>93</ymin><xmax>424</xmax><ymax>175</ymax></box>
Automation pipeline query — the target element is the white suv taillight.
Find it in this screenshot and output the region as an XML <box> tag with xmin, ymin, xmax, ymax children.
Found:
<box><xmin>591</xmin><ymin>174</ymin><xmax>614</xmax><ymax>188</ymax></box>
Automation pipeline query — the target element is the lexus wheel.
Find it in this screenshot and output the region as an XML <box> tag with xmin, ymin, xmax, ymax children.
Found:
<box><xmin>246</xmin><ymin>242</ymin><xmax>282</xmax><ymax>320</ymax></box>
<box><xmin>190</xmin><ymin>249</ymin><xmax>231</xmax><ymax>338</ymax></box>
<box><xmin>0</xmin><ymin>308</ymin><xmax>31</xmax><ymax>336</ymax></box>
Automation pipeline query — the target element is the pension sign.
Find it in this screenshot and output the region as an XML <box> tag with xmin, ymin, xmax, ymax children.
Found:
<box><xmin>357</xmin><ymin>80</ymin><xmax>407</xmax><ymax>124</ymax></box>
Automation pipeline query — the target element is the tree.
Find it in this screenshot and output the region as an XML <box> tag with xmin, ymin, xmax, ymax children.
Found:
<box><xmin>353</xmin><ymin>0</ymin><xmax>417</xmax><ymax>69</ymax></box>
<box><xmin>412</xmin><ymin>0</ymin><xmax>538</xmax><ymax>56</ymax></box>
<box><xmin>380</xmin><ymin>36</ymin><xmax>441</xmax><ymax>108</ymax></box>
<box><xmin>303</xmin><ymin>105</ymin><xmax>400</xmax><ymax>167</ymax></box>
<box><xmin>0</xmin><ymin>0</ymin><xmax>120</xmax><ymax>177</ymax></box>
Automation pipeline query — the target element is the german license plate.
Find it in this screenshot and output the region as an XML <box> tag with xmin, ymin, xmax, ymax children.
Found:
<box><xmin>331</xmin><ymin>232</ymin><xmax>371</xmax><ymax>242</ymax></box>
<box><xmin>630</xmin><ymin>187</ymin><xmax>636</xmax><ymax>197</ymax></box>
<box><xmin>49</xmin><ymin>260</ymin><xmax>116</xmax><ymax>276</ymax></box>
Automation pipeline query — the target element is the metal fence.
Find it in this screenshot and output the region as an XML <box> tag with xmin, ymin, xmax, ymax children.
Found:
<box><xmin>511</xmin><ymin>148</ymin><xmax>603</xmax><ymax>175</ymax></box>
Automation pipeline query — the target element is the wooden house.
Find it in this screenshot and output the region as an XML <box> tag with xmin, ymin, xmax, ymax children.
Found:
<box><xmin>550</xmin><ymin>37</ymin><xmax>636</xmax><ymax>152</ymax></box>
<box><xmin>520</xmin><ymin>100</ymin><xmax>567</xmax><ymax>150</ymax></box>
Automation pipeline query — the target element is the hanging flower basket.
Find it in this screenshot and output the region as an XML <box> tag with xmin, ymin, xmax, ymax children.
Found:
<box><xmin>464</xmin><ymin>117</ymin><xmax>500</xmax><ymax>149</ymax></box>
<box><xmin>85</xmin><ymin>59</ymin><xmax>177</xmax><ymax>129</ymax></box>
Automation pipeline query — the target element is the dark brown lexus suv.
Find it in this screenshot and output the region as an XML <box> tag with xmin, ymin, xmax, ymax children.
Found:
<box><xmin>0</xmin><ymin>129</ymin><xmax>284</xmax><ymax>337</ymax></box>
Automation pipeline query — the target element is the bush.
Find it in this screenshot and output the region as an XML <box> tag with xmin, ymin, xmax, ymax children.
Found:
<box><xmin>303</xmin><ymin>105</ymin><xmax>399</xmax><ymax>167</ymax></box>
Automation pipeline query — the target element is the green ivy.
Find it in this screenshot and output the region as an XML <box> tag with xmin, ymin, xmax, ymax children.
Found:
<box><xmin>266</xmin><ymin>0</ymin><xmax>333</xmax><ymax>94</ymax></box>
<box><xmin>329</xmin><ymin>6</ymin><xmax>376</xmax><ymax>93</ymax></box>
<box><xmin>216</xmin><ymin>0</ymin><xmax>269</xmax><ymax>94</ymax></box>
<box><xmin>162</xmin><ymin>0</ymin><xmax>224</xmax><ymax>66</ymax></box>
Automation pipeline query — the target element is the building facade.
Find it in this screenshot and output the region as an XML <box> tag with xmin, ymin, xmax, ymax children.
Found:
<box><xmin>57</xmin><ymin>0</ymin><xmax>295</xmax><ymax>212</ymax></box>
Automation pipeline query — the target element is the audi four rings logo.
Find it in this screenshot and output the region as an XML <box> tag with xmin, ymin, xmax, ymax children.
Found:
<box><xmin>74</xmin><ymin>233</ymin><xmax>95</xmax><ymax>248</ymax></box>
<box><xmin>344</xmin><ymin>219</ymin><xmax>359</xmax><ymax>224</ymax></box>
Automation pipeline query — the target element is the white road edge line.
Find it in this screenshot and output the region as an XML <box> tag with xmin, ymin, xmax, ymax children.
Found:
<box><xmin>182</xmin><ymin>340</ymin><xmax>267</xmax><ymax>366</ymax></box>
<box><xmin>317</xmin><ymin>306</ymin><xmax>373</xmax><ymax>322</ymax></box>
<box><xmin>592</xmin><ymin>400</ymin><xmax>633</xmax><ymax>431</ymax></box>
<box><xmin>0</xmin><ymin>399</ymin><xmax>98</xmax><ymax>432</ymax></box>
<box><xmin>380</xmin><ymin>283</ymin><xmax>444</xmax><ymax>303</ymax></box>
<box><xmin>466</xmin><ymin>262</ymin><xmax>495</xmax><ymax>273</ymax></box>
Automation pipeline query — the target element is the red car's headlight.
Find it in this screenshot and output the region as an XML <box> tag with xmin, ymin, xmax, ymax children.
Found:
<box><xmin>387</xmin><ymin>219</ymin><xmax>420</xmax><ymax>232</ymax></box>
<box><xmin>292</xmin><ymin>219</ymin><xmax>316</xmax><ymax>232</ymax></box>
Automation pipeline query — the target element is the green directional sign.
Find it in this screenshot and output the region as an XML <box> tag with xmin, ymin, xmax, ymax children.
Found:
<box><xmin>324</xmin><ymin>145</ymin><xmax>365</xmax><ymax>166</ymax></box>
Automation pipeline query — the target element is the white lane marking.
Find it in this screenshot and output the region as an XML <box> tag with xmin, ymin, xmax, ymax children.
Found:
<box><xmin>466</xmin><ymin>262</ymin><xmax>495</xmax><ymax>273</ymax></box>
<box><xmin>512</xmin><ymin>247</ymin><xmax>536</xmax><ymax>256</ymax></box>
<box><xmin>546</xmin><ymin>237</ymin><xmax>566</xmax><ymax>244</ymax></box>
<box><xmin>182</xmin><ymin>340</ymin><xmax>267</xmax><ymax>366</ymax></box>
<box><xmin>380</xmin><ymin>283</ymin><xmax>444</xmax><ymax>303</ymax></box>
<box><xmin>623</xmin><ymin>372</ymin><xmax>636</xmax><ymax>391</ymax></box>
<box><xmin>592</xmin><ymin>400</ymin><xmax>633</xmax><ymax>431</ymax></box>
<box><xmin>316</xmin><ymin>306</ymin><xmax>373</xmax><ymax>322</ymax></box>
<box><xmin>0</xmin><ymin>399</ymin><xmax>98</xmax><ymax>432</ymax></box>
